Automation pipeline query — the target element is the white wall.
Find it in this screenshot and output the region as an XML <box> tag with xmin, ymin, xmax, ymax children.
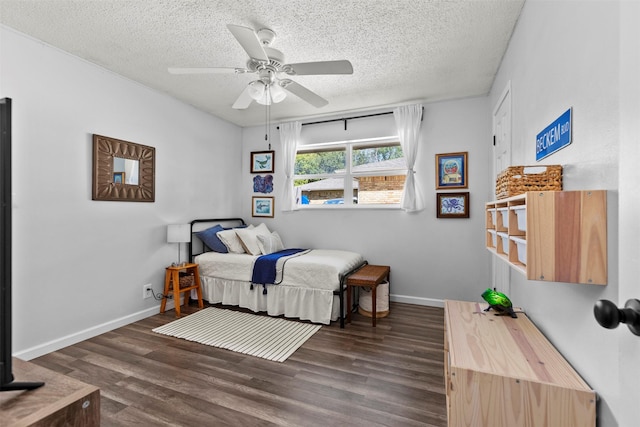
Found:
<box><xmin>241</xmin><ymin>98</ymin><xmax>492</xmax><ymax>306</ymax></box>
<box><xmin>489</xmin><ymin>1</ymin><xmax>639</xmax><ymax>426</ymax></box>
<box><xmin>0</xmin><ymin>27</ymin><xmax>243</xmax><ymax>358</ymax></box>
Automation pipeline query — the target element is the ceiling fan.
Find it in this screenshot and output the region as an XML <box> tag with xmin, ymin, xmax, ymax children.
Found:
<box><xmin>168</xmin><ymin>24</ymin><xmax>353</xmax><ymax>109</ymax></box>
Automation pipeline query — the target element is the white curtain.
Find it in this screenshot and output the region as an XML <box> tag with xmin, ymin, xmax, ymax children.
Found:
<box><xmin>394</xmin><ymin>104</ymin><xmax>424</xmax><ymax>212</ymax></box>
<box><xmin>279</xmin><ymin>121</ymin><xmax>302</xmax><ymax>211</ymax></box>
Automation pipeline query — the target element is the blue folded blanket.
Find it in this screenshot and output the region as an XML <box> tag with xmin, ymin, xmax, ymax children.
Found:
<box><xmin>251</xmin><ymin>248</ymin><xmax>307</xmax><ymax>286</ymax></box>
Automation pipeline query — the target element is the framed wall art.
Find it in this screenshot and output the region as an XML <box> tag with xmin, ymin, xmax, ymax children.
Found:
<box><xmin>92</xmin><ymin>134</ymin><xmax>155</xmax><ymax>202</ymax></box>
<box><xmin>253</xmin><ymin>174</ymin><xmax>273</xmax><ymax>193</ymax></box>
<box><xmin>435</xmin><ymin>151</ymin><xmax>467</xmax><ymax>189</ymax></box>
<box><xmin>252</xmin><ymin>196</ymin><xmax>274</xmax><ymax>218</ymax></box>
<box><xmin>436</xmin><ymin>192</ymin><xmax>469</xmax><ymax>218</ymax></box>
<box><xmin>251</xmin><ymin>150</ymin><xmax>275</xmax><ymax>173</ymax></box>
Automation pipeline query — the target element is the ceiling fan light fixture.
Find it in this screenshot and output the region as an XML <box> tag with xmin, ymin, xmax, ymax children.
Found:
<box><xmin>248</xmin><ymin>80</ymin><xmax>266</xmax><ymax>101</ymax></box>
<box><xmin>255</xmin><ymin>97</ymin><xmax>271</xmax><ymax>106</ymax></box>
<box><xmin>270</xmin><ymin>83</ymin><xmax>287</xmax><ymax>103</ymax></box>
<box><xmin>249</xmin><ymin>80</ymin><xmax>286</xmax><ymax>105</ymax></box>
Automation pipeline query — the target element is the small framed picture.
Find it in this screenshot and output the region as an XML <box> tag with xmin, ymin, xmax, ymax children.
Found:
<box><xmin>437</xmin><ymin>192</ymin><xmax>470</xmax><ymax>218</ymax></box>
<box><xmin>252</xmin><ymin>196</ymin><xmax>274</xmax><ymax>218</ymax></box>
<box><xmin>436</xmin><ymin>152</ymin><xmax>468</xmax><ymax>189</ymax></box>
<box><xmin>113</xmin><ymin>172</ymin><xmax>125</xmax><ymax>184</ymax></box>
<box><xmin>253</xmin><ymin>174</ymin><xmax>273</xmax><ymax>194</ymax></box>
<box><xmin>251</xmin><ymin>150</ymin><xmax>275</xmax><ymax>173</ymax></box>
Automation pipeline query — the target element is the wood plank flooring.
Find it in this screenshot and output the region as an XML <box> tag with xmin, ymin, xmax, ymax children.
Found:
<box><xmin>31</xmin><ymin>301</ymin><xmax>447</xmax><ymax>426</ymax></box>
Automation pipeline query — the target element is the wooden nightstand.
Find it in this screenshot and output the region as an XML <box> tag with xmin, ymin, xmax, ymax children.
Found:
<box><xmin>346</xmin><ymin>264</ymin><xmax>390</xmax><ymax>327</ymax></box>
<box><xmin>160</xmin><ymin>263</ymin><xmax>203</xmax><ymax>317</ymax></box>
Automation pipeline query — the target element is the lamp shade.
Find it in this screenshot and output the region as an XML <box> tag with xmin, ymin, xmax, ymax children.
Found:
<box><xmin>167</xmin><ymin>224</ymin><xmax>191</xmax><ymax>243</ymax></box>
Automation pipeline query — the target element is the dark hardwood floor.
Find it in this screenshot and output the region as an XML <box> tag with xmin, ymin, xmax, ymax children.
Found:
<box><xmin>31</xmin><ymin>301</ymin><xmax>447</xmax><ymax>426</ymax></box>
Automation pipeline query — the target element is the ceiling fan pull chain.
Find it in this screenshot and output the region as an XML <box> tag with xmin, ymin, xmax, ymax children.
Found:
<box><xmin>267</xmin><ymin>85</ymin><xmax>272</xmax><ymax>150</ymax></box>
<box><xmin>264</xmin><ymin>87</ymin><xmax>269</xmax><ymax>146</ymax></box>
<box><xmin>268</xmin><ymin>98</ymin><xmax>272</xmax><ymax>150</ymax></box>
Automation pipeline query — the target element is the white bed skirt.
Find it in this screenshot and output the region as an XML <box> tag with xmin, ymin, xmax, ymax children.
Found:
<box><xmin>200</xmin><ymin>276</ymin><xmax>341</xmax><ymax>325</ymax></box>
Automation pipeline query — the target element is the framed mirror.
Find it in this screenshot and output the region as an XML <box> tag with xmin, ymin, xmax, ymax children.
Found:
<box><xmin>92</xmin><ymin>134</ymin><xmax>155</xmax><ymax>202</ymax></box>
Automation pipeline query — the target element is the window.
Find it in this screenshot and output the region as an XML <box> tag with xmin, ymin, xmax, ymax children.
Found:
<box><xmin>294</xmin><ymin>137</ymin><xmax>406</xmax><ymax>207</ymax></box>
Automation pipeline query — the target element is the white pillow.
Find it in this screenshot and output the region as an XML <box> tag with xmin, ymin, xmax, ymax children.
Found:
<box><xmin>253</xmin><ymin>223</ymin><xmax>270</xmax><ymax>235</ymax></box>
<box><xmin>235</xmin><ymin>229</ymin><xmax>260</xmax><ymax>255</ymax></box>
<box><xmin>216</xmin><ymin>229</ymin><xmax>246</xmax><ymax>254</ymax></box>
<box><xmin>236</xmin><ymin>223</ymin><xmax>271</xmax><ymax>255</ymax></box>
<box><xmin>257</xmin><ymin>231</ymin><xmax>284</xmax><ymax>254</ymax></box>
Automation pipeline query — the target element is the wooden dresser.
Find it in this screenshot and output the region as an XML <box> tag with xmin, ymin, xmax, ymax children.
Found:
<box><xmin>0</xmin><ymin>358</ymin><xmax>100</xmax><ymax>426</ymax></box>
<box><xmin>444</xmin><ymin>300</ymin><xmax>596</xmax><ymax>426</ymax></box>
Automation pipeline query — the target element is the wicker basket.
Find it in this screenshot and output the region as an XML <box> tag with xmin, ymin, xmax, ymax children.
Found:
<box><xmin>496</xmin><ymin>165</ymin><xmax>562</xmax><ymax>199</ymax></box>
<box><xmin>178</xmin><ymin>273</ymin><xmax>194</xmax><ymax>288</ymax></box>
<box><xmin>358</xmin><ymin>281</ymin><xmax>390</xmax><ymax>318</ymax></box>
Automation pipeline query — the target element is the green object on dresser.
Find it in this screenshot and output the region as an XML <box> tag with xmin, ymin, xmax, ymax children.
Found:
<box><xmin>481</xmin><ymin>288</ymin><xmax>517</xmax><ymax>318</ymax></box>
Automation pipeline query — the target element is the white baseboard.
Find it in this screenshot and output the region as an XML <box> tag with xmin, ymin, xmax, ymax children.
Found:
<box><xmin>15</xmin><ymin>301</ymin><xmax>175</xmax><ymax>361</ymax></box>
<box><xmin>390</xmin><ymin>294</ymin><xmax>444</xmax><ymax>308</ymax></box>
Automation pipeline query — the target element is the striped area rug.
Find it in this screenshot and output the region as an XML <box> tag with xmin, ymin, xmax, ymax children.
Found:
<box><xmin>152</xmin><ymin>307</ymin><xmax>321</xmax><ymax>362</ymax></box>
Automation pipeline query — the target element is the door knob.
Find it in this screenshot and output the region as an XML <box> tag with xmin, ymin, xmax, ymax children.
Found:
<box><xmin>593</xmin><ymin>299</ymin><xmax>640</xmax><ymax>336</ymax></box>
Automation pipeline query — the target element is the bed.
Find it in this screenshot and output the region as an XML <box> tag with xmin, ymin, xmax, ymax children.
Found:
<box><xmin>188</xmin><ymin>218</ymin><xmax>366</xmax><ymax>327</ymax></box>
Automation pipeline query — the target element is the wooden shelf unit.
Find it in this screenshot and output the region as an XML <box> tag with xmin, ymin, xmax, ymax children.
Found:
<box><xmin>160</xmin><ymin>263</ymin><xmax>204</xmax><ymax>318</ymax></box>
<box><xmin>485</xmin><ymin>190</ymin><xmax>607</xmax><ymax>285</ymax></box>
<box><xmin>444</xmin><ymin>300</ymin><xmax>596</xmax><ymax>426</ymax></box>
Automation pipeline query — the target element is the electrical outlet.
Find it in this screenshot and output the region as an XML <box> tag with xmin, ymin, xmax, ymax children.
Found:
<box><xmin>143</xmin><ymin>284</ymin><xmax>153</xmax><ymax>299</ymax></box>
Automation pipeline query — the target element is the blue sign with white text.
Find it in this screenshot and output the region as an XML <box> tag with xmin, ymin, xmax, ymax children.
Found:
<box><xmin>536</xmin><ymin>108</ymin><xmax>572</xmax><ymax>161</ymax></box>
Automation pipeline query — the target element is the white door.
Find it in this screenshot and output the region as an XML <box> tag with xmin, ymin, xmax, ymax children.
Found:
<box><xmin>492</xmin><ymin>83</ymin><xmax>512</xmax><ymax>295</ymax></box>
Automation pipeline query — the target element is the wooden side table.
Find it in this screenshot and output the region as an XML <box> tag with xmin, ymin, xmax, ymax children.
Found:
<box><xmin>160</xmin><ymin>263</ymin><xmax>203</xmax><ymax>317</ymax></box>
<box><xmin>346</xmin><ymin>264</ymin><xmax>390</xmax><ymax>327</ymax></box>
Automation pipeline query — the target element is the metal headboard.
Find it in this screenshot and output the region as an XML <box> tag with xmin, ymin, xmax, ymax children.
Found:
<box><xmin>189</xmin><ymin>218</ymin><xmax>246</xmax><ymax>262</ymax></box>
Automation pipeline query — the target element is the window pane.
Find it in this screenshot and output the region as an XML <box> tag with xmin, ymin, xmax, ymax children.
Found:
<box><xmin>352</xmin><ymin>145</ymin><xmax>404</xmax><ymax>171</ymax></box>
<box><xmin>355</xmin><ymin>175</ymin><xmax>406</xmax><ymax>205</ymax></box>
<box><xmin>293</xmin><ymin>141</ymin><xmax>407</xmax><ymax>207</ymax></box>
<box><xmin>295</xmin><ymin>178</ymin><xmax>345</xmax><ymax>205</ymax></box>
<box><xmin>295</xmin><ymin>149</ymin><xmax>346</xmax><ymax>175</ymax></box>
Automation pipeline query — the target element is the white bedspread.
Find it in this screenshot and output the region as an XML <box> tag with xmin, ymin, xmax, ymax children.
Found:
<box><xmin>195</xmin><ymin>249</ymin><xmax>364</xmax><ymax>291</ymax></box>
<box><xmin>194</xmin><ymin>249</ymin><xmax>365</xmax><ymax>324</ymax></box>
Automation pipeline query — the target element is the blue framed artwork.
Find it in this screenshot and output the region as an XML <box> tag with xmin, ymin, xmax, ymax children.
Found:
<box><xmin>436</xmin><ymin>192</ymin><xmax>469</xmax><ymax>218</ymax></box>
<box><xmin>252</xmin><ymin>196</ymin><xmax>274</xmax><ymax>218</ymax></box>
<box><xmin>436</xmin><ymin>152</ymin><xmax>468</xmax><ymax>189</ymax></box>
<box><xmin>251</xmin><ymin>150</ymin><xmax>274</xmax><ymax>173</ymax></box>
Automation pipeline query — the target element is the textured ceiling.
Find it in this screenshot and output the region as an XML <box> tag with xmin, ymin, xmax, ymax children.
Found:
<box><xmin>0</xmin><ymin>0</ymin><xmax>524</xmax><ymax>127</ymax></box>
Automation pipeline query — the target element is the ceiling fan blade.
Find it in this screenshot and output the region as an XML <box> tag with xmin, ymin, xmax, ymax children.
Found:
<box><xmin>232</xmin><ymin>85</ymin><xmax>255</xmax><ymax>109</ymax></box>
<box><xmin>280</xmin><ymin>80</ymin><xmax>328</xmax><ymax>108</ymax></box>
<box><xmin>284</xmin><ymin>60</ymin><xmax>353</xmax><ymax>76</ymax></box>
<box><xmin>168</xmin><ymin>67</ymin><xmax>248</xmax><ymax>74</ymax></box>
<box><xmin>227</xmin><ymin>24</ymin><xmax>269</xmax><ymax>62</ymax></box>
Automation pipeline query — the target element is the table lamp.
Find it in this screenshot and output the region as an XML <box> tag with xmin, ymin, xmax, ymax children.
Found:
<box><xmin>167</xmin><ymin>224</ymin><xmax>190</xmax><ymax>265</ymax></box>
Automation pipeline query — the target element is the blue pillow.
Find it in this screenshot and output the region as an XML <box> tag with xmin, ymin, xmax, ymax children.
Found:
<box><xmin>196</xmin><ymin>225</ymin><xmax>228</xmax><ymax>253</ymax></box>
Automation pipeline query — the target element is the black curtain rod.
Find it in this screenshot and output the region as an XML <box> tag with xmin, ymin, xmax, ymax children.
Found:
<box><xmin>300</xmin><ymin>111</ymin><xmax>393</xmax><ymax>130</ymax></box>
<box><xmin>276</xmin><ymin>107</ymin><xmax>423</xmax><ymax>131</ymax></box>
